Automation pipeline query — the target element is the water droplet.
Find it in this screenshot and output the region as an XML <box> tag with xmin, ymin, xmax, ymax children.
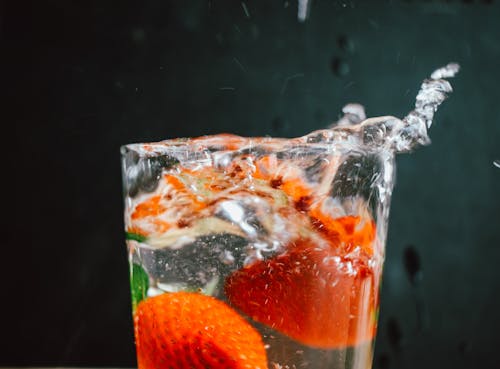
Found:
<box><xmin>337</xmin><ymin>35</ymin><xmax>354</xmax><ymax>53</ymax></box>
<box><xmin>337</xmin><ymin>103</ymin><xmax>366</xmax><ymax>125</ymax></box>
<box><xmin>220</xmin><ymin>250</ymin><xmax>235</xmax><ymax>265</ymax></box>
<box><xmin>297</xmin><ymin>0</ymin><xmax>310</xmax><ymax>22</ymax></box>
<box><xmin>331</xmin><ymin>57</ymin><xmax>350</xmax><ymax>77</ymax></box>
<box><xmin>430</xmin><ymin>62</ymin><xmax>460</xmax><ymax>80</ymax></box>
<box><xmin>403</xmin><ymin>245</ymin><xmax>421</xmax><ymax>286</ymax></box>
<box><xmin>493</xmin><ymin>159</ymin><xmax>500</xmax><ymax>168</ymax></box>
<box><xmin>387</xmin><ymin>317</ymin><xmax>402</xmax><ymax>351</ymax></box>
<box><xmin>241</xmin><ymin>1</ymin><xmax>250</xmax><ymax>18</ymax></box>
<box><xmin>377</xmin><ymin>353</ymin><xmax>390</xmax><ymax>369</ymax></box>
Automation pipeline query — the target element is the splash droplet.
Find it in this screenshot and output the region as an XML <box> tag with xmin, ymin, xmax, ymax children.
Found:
<box><xmin>406</xmin><ymin>63</ymin><xmax>460</xmax><ymax>130</ymax></box>
<box><xmin>337</xmin><ymin>35</ymin><xmax>354</xmax><ymax>53</ymax></box>
<box><xmin>430</xmin><ymin>62</ymin><xmax>460</xmax><ymax>80</ymax></box>
<box><xmin>337</xmin><ymin>103</ymin><xmax>366</xmax><ymax>126</ymax></box>
<box><xmin>387</xmin><ymin>317</ymin><xmax>403</xmax><ymax>351</ymax></box>
<box><xmin>331</xmin><ymin>57</ymin><xmax>350</xmax><ymax>77</ymax></box>
<box><xmin>403</xmin><ymin>245</ymin><xmax>421</xmax><ymax>286</ymax></box>
<box><xmin>297</xmin><ymin>0</ymin><xmax>311</xmax><ymax>22</ymax></box>
<box><xmin>377</xmin><ymin>353</ymin><xmax>391</xmax><ymax>369</ymax></box>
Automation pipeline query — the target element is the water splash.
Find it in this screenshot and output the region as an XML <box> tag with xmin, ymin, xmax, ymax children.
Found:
<box><xmin>298</xmin><ymin>0</ymin><xmax>311</xmax><ymax>22</ymax></box>
<box><xmin>337</xmin><ymin>103</ymin><xmax>366</xmax><ymax>126</ymax></box>
<box><xmin>326</xmin><ymin>63</ymin><xmax>460</xmax><ymax>153</ymax></box>
<box><xmin>430</xmin><ymin>63</ymin><xmax>460</xmax><ymax>80</ymax></box>
<box><xmin>405</xmin><ymin>63</ymin><xmax>460</xmax><ymax>130</ymax></box>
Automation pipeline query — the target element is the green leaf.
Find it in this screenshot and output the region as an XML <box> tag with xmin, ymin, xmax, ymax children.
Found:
<box><xmin>130</xmin><ymin>263</ymin><xmax>149</xmax><ymax>312</ymax></box>
<box><xmin>125</xmin><ymin>232</ymin><xmax>147</xmax><ymax>243</ymax></box>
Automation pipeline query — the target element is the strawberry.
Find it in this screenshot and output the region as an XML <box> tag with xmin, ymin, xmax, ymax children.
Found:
<box><xmin>134</xmin><ymin>291</ymin><xmax>268</xmax><ymax>369</ymax></box>
<box><xmin>225</xmin><ymin>238</ymin><xmax>378</xmax><ymax>349</ymax></box>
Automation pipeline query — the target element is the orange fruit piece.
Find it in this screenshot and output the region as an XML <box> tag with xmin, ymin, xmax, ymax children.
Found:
<box><xmin>131</xmin><ymin>195</ymin><xmax>166</xmax><ymax>220</ymax></box>
<box><xmin>310</xmin><ymin>210</ymin><xmax>377</xmax><ymax>256</ymax></box>
<box><xmin>225</xmin><ymin>238</ymin><xmax>378</xmax><ymax>349</ymax></box>
<box><xmin>134</xmin><ymin>292</ymin><xmax>268</xmax><ymax>369</ymax></box>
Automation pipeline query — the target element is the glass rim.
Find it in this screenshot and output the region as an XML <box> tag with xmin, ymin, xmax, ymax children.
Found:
<box><xmin>120</xmin><ymin>130</ymin><xmax>397</xmax><ymax>159</ymax></box>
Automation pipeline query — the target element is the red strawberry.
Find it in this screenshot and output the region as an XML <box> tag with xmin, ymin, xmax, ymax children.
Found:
<box><xmin>225</xmin><ymin>239</ymin><xmax>378</xmax><ymax>349</ymax></box>
<box><xmin>134</xmin><ymin>292</ymin><xmax>268</xmax><ymax>369</ymax></box>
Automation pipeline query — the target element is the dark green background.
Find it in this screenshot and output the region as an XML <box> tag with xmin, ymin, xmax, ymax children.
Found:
<box><xmin>4</xmin><ymin>0</ymin><xmax>500</xmax><ymax>368</ymax></box>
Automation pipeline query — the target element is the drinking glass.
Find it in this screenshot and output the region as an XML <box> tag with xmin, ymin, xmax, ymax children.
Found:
<box><xmin>121</xmin><ymin>63</ymin><xmax>458</xmax><ymax>369</ymax></box>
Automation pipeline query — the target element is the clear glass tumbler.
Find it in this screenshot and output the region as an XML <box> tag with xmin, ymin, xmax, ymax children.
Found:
<box><xmin>121</xmin><ymin>63</ymin><xmax>458</xmax><ymax>369</ymax></box>
<box><xmin>121</xmin><ymin>132</ymin><xmax>394</xmax><ymax>369</ymax></box>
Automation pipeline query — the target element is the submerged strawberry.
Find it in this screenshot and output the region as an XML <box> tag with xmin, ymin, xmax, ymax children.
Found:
<box><xmin>225</xmin><ymin>238</ymin><xmax>378</xmax><ymax>349</ymax></box>
<box><xmin>134</xmin><ymin>291</ymin><xmax>268</xmax><ymax>369</ymax></box>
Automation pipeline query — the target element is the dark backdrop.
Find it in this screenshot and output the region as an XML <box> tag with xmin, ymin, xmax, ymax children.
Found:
<box><xmin>3</xmin><ymin>0</ymin><xmax>500</xmax><ymax>368</ymax></box>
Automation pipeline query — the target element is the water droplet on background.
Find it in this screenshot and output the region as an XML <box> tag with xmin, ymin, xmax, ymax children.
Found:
<box><xmin>377</xmin><ymin>353</ymin><xmax>391</xmax><ymax>369</ymax></box>
<box><xmin>331</xmin><ymin>57</ymin><xmax>350</xmax><ymax>77</ymax></box>
<box><xmin>297</xmin><ymin>0</ymin><xmax>310</xmax><ymax>22</ymax></box>
<box><xmin>387</xmin><ymin>317</ymin><xmax>403</xmax><ymax>351</ymax></box>
<box><xmin>403</xmin><ymin>245</ymin><xmax>421</xmax><ymax>286</ymax></box>
<box><xmin>337</xmin><ymin>35</ymin><xmax>355</xmax><ymax>53</ymax></box>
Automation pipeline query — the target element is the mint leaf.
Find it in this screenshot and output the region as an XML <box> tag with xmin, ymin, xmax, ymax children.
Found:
<box><xmin>130</xmin><ymin>263</ymin><xmax>149</xmax><ymax>312</ymax></box>
<box><xmin>125</xmin><ymin>232</ymin><xmax>147</xmax><ymax>243</ymax></box>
